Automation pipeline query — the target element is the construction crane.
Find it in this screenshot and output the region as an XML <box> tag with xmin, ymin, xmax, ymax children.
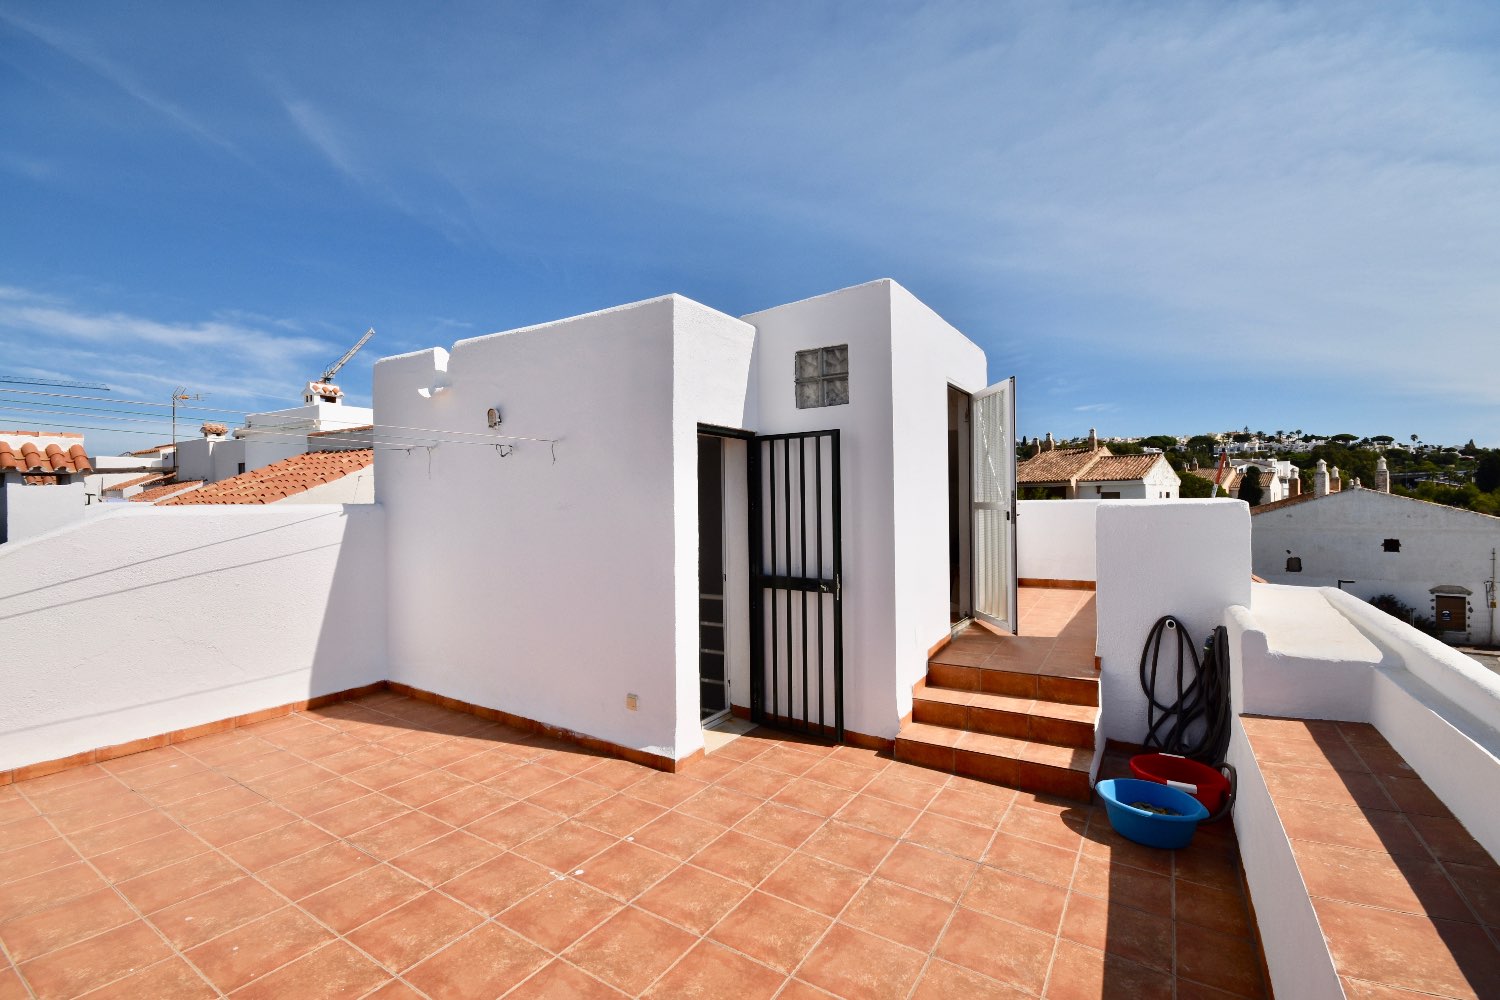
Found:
<box><xmin>304</xmin><ymin>328</ymin><xmax>374</xmax><ymax>404</ymax></box>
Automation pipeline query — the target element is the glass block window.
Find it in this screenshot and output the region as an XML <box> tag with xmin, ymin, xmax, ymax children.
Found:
<box><xmin>794</xmin><ymin>345</ymin><xmax>849</xmax><ymax>409</ymax></box>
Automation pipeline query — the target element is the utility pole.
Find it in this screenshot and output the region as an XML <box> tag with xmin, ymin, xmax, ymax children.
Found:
<box><xmin>170</xmin><ymin>387</ymin><xmax>204</xmax><ymax>465</ymax></box>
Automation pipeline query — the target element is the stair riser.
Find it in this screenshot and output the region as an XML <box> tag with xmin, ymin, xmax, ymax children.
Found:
<box><xmin>926</xmin><ymin>662</ymin><xmax>1098</xmax><ymax>707</ymax></box>
<box><xmin>911</xmin><ymin>700</ymin><xmax>1094</xmax><ymax>749</ymax></box>
<box><xmin>893</xmin><ymin>740</ymin><xmax>1092</xmax><ymax>802</ymax></box>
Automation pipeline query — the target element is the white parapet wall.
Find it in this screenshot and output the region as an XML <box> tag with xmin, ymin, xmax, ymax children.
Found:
<box><xmin>1093</xmin><ymin>499</ymin><xmax>1252</xmax><ymax>752</ymax></box>
<box><xmin>1017</xmin><ymin>499</ymin><xmax>1100</xmax><ymax>583</ymax></box>
<box><xmin>0</xmin><ymin>505</ymin><xmax>386</xmax><ymax>771</ymax></box>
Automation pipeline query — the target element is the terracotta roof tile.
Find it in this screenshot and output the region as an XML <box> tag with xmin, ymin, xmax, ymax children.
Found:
<box><xmin>1077</xmin><ymin>454</ymin><xmax>1168</xmax><ymax>482</ymax></box>
<box><xmin>105</xmin><ymin>472</ymin><xmax>172</xmax><ymax>494</ymax></box>
<box><xmin>1017</xmin><ymin>448</ymin><xmax>1101</xmax><ymax>484</ymax></box>
<box><xmin>159</xmin><ymin>449</ymin><xmax>373</xmax><ymax>505</ymax></box>
<box><xmin>130</xmin><ymin>480</ymin><xmax>203</xmax><ymax>503</ymax></box>
<box><xmin>0</xmin><ymin>440</ymin><xmax>92</xmax><ymax>474</ymax></box>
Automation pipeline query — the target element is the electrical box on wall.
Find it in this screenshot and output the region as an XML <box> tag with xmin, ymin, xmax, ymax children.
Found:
<box><xmin>625</xmin><ymin>693</ymin><xmax>638</xmax><ymax>711</ymax></box>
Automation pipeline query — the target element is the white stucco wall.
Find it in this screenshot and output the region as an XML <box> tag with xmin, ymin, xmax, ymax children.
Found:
<box><xmin>745</xmin><ymin>280</ymin><xmax>986</xmax><ymax>739</ymax></box>
<box><xmin>280</xmin><ymin>465</ymin><xmax>375</xmax><ymax>505</ymax></box>
<box><xmin>1017</xmin><ymin>500</ymin><xmax>1099</xmax><ymax>582</ymax></box>
<box><xmin>379</xmin><ymin>296</ymin><xmax>754</xmax><ymax>762</ymax></box>
<box><xmin>0</xmin><ymin>505</ymin><xmax>386</xmax><ymax>771</ymax></box>
<box><xmin>0</xmin><ymin>479</ymin><xmax>91</xmax><ymax>544</ymax></box>
<box><xmin>1253</xmin><ymin>488</ymin><xmax>1499</xmax><ymax>644</ymax></box>
<box><xmin>1094</xmin><ymin>500</ymin><xmax>1252</xmax><ymax>750</ymax></box>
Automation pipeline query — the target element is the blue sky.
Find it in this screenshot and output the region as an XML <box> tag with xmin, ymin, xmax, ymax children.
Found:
<box><xmin>2</xmin><ymin>1</ymin><xmax>1497</xmax><ymax>454</ymax></box>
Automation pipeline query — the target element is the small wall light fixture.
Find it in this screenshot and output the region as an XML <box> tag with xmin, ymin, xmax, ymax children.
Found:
<box><xmin>486</xmin><ymin>407</ymin><xmax>502</xmax><ymax>428</ymax></box>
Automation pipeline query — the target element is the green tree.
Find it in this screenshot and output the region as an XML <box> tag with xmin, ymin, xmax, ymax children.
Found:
<box><xmin>1179</xmin><ymin>473</ymin><xmax>1216</xmax><ymax>498</ymax></box>
<box><xmin>1477</xmin><ymin>452</ymin><xmax>1500</xmax><ymax>493</ymax></box>
<box><xmin>1240</xmin><ymin>467</ymin><xmax>1264</xmax><ymax>506</ymax></box>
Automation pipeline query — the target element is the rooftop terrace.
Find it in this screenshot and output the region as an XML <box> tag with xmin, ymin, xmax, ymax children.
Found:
<box><xmin>0</xmin><ymin>690</ymin><xmax>1265</xmax><ymax>999</ymax></box>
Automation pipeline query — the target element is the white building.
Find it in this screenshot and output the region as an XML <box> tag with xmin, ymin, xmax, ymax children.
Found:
<box><xmin>1017</xmin><ymin>432</ymin><xmax>1181</xmax><ymax>499</ymax></box>
<box><xmin>1252</xmin><ymin>483</ymin><xmax>1499</xmax><ymax>645</ymax></box>
<box><xmin>174</xmin><ymin>399</ymin><xmax>374</xmax><ymax>485</ymax></box>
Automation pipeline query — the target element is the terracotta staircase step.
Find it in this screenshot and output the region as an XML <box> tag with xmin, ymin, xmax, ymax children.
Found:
<box><xmin>894</xmin><ymin>721</ymin><xmax>1094</xmax><ymax>802</ymax></box>
<box><xmin>925</xmin><ymin>659</ymin><xmax>1098</xmax><ymax>707</ymax></box>
<box><xmin>912</xmin><ymin>684</ymin><xmax>1097</xmax><ymax>748</ymax></box>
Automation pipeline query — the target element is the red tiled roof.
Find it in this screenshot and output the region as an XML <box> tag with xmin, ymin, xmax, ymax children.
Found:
<box><xmin>128</xmin><ymin>443</ymin><xmax>176</xmax><ymax>456</ymax></box>
<box><xmin>105</xmin><ymin>472</ymin><xmax>172</xmax><ymax>494</ymax></box>
<box><xmin>1077</xmin><ymin>454</ymin><xmax>1168</xmax><ymax>483</ymax></box>
<box><xmin>1017</xmin><ymin>448</ymin><xmax>1103</xmax><ymax>484</ymax></box>
<box><xmin>0</xmin><ymin>441</ymin><xmax>92</xmax><ymax>474</ymax></box>
<box><xmin>130</xmin><ymin>480</ymin><xmax>204</xmax><ymax>503</ymax></box>
<box><xmin>1184</xmin><ymin>467</ymin><xmax>1238</xmax><ymax>491</ymax></box>
<box><xmin>160</xmin><ymin>449</ymin><xmax>373</xmax><ymax>505</ymax></box>
<box><xmin>1251</xmin><ymin>490</ymin><xmax>1323</xmax><ymax>514</ymax></box>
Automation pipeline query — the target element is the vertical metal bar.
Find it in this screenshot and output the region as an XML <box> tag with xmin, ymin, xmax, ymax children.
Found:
<box><xmin>799</xmin><ymin>434</ymin><xmax>809</xmax><ymax>733</ymax></box>
<box><xmin>783</xmin><ymin>437</ymin><xmax>795</xmax><ymax>730</ymax></box>
<box><xmin>747</xmin><ymin>437</ymin><xmax>764</xmax><ymax>724</ymax></box>
<box><xmin>767</xmin><ymin>439</ymin><xmax>778</xmax><ymax>722</ymax></box>
<box><xmin>815</xmin><ymin>434</ymin><xmax>824</xmax><ymax>733</ymax></box>
<box><xmin>830</xmin><ymin>430</ymin><xmax>844</xmax><ymax>742</ymax></box>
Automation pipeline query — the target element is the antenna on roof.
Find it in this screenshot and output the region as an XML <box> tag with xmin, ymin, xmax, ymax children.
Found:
<box><xmin>306</xmin><ymin>328</ymin><xmax>374</xmax><ymax>405</ymax></box>
<box><xmin>0</xmin><ymin>375</ymin><xmax>110</xmax><ymax>391</ymax></box>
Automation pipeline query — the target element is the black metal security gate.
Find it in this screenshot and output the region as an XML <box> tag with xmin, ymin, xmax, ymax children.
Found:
<box><xmin>748</xmin><ymin>430</ymin><xmax>844</xmax><ymax>741</ymax></box>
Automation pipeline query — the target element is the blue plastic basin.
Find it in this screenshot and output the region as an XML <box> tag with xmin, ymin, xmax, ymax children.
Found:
<box><xmin>1096</xmin><ymin>778</ymin><xmax>1210</xmax><ymax>849</ymax></box>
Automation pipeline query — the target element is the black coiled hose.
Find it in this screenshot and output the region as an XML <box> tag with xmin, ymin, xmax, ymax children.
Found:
<box><xmin>1139</xmin><ymin>616</ymin><xmax>1232</xmax><ymax>766</ymax></box>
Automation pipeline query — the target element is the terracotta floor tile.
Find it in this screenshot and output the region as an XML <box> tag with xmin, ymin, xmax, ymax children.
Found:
<box><xmin>773</xmin><ymin>778</ymin><xmax>856</xmax><ymax>818</ymax></box>
<box><xmin>710</xmin><ymin>891</ymin><xmax>831</xmax><ymax>974</ymax></box>
<box><xmin>833</xmin><ymin>794</ymin><xmax>920</xmax><ymax>839</ymax></box>
<box><xmin>632</xmin><ymin>811</ymin><xmax>726</xmax><ymax>860</ymax></box>
<box><xmin>1411</xmin><ymin>815</ymin><xmax>1496</xmax><ymax>868</ymax></box>
<box><xmin>500</xmin><ymin>878</ymin><xmax>623</xmax><ymax>952</ymax></box>
<box><xmin>842</xmin><ymin>878</ymin><xmax>953</xmax><ymax>951</ymax></box>
<box><xmin>18</xmin><ymin>919</ymin><xmax>171</xmax><ymax>1000</ymax></box>
<box><xmin>1070</xmin><ymin>855</ymin><xmax>1172</xmax><ymax>918</ymax></box>
<box><xmin>690</xmin><ymin>830</ymin><xmax>790</xmax><ymax>887</ymax></box>
<box><xmin>1338</xmin><ymin>977</ymin><xmax>1441</xmax><ymax>999</ymax></box>
<box><xmin>1175</xmin><ymin>921</ymin><xmax>1264</xmax><ymax>997</ymax></box>
<box><xmin>715</xmin><ymin>764</ymin><xmax>794</xmax><ymax>800</ymax></box>
<box><xmin>565</xmin><ymin>906</ymin><xmax>697</xmax><ymax>995</ymax></box>
<box><xmin>577</xmin><ymin>757</ymin><xmax>653</xmax><ymax>793</ymax></box>
<box><xmin>421</xmin><ymin>784</ymin><xmax>514</xmax><ymax>827</ymax></box>
<box><xmin>275</xmin><ymin>776</ymin><xmax>369</xmax><ymax>817</ymax></box>
<box><xmin>876</xmin><ymin>841</ymin><xmax>977</xmax><ymax>902</ymax></box>
<box><xmin>679</xmin><ymin>786</ymin><xmax>765</xmax><ymax>828</ymax></box>
<box><xmin>346</xmin><ymin>810</ymin><xmax>453</xmax><ymax>861</ymax></box>
<box><xmin>798</xmin><ymin>922</ymin><xmax>926</xmax><ymax>1000</ymax></box>
<box><xmin>44</xmin><ymin>796</ymin><xmax>151</xmax><ymax>837</ymax></box>
<box><xmin>444</xmin><ymin>749</ymin><xmax>522</xmax><ymax>784</ymax></box>
<box><xmin>513</xmin><ymin>819</ymin><xmax>617</xmax><ymax>873</ymax></box>
<box><xmin>76</xmin><ymin>956</ymin><xmax>215</xmax><ymax>999</ymax></box>
<box><xmin>861</xmin><ymin>771</ymin><xmax>941</xmax><ymax>810</ymax></box>
<box><xmin>465</xmin><ymin>801</ymin><xmax>565</xmax><ymax>849</ymax></box>
<box><xmin>963</xmin><ymin>864</ymin><xmax>1068</xmax><ymax>933</ymax></box>
<box><xmin>188</xmin><ymin>801</ymin><xmax>297</xmax><ymax>848</ymax></box>
<box><xmin>1445</xmin><ymin>861</ymin><xmax>1500</xmax><ymax>926</ymax></box>
<box><xmin>642</xmin><ymin>939</ymin><xmax>784</xmax><ymax>1000</ymax></box>
<box><xmin>232</xmin><ymin>940</ymin><xmax>390</xmax><ymax>1000</ymax></box>
<box><xmin>0</xmin><ymin>839</ymin><xmax>80</xmax><ymax>886</ymax></box>
<box><xmin>486</xmin><ymin>764</ymin><xmax>571</xmax><ymax>800</ymax></box>
<box><xmin>755</xmin><ymin>746</ymin><xmax>822</xmax><ymax>778</ymax></box>
<box><xmin>440</xmin><ymin>852</ymin><xmax>554</xmax><ymax>916</ymax></box>
<box><xmin>298</xmin><ymin>863</ymin><xmax>426</xmax><ymax>933</ymax></box>
<box><xmin>139</xmin><ymin>769</ymin><xmax>236</xmax><ymax>807</ymax></box>
<box><xmin>802</xmin><ymin>821</ymin><xmax>898</xmax><ymax>875</ymax></box>
<box><xmin>258</xmin><ymin>841</ymin><xmax>375</xmax><ymax>900</ymax></box>
<box><xmin>1260</xmin><ymin>764</ymin><xmax>1395</xmax><ymax>813</ymax></box>
<box><xmin>115</xmin><ymin>850</ymin><xmax>243</xmax><ymax>914</ymax></box>
<box><xmin>388</xmin><ymin>829</ymin><xmax>499</xmax><ymax>886</ymax></box>
<box><xmin>147</xmin><ymin>876</ymin><xmax>283</xmax><ymax>950</ymax></box>
<box><xmin>0</xmin><ymin>887</ymin><xmax>134</xmax><ymax>963</ymax></box>
<box><xmin>1295</xmin><ymin>839</ymin><xmax>1473</xmax><ymax>921</ymax></box>
<box><xmin>306</xmin><ymin>792</ymin><xmax>408</xmax><ymax>838</ymax></box>
<box><xmin>316</xmin><ymin>743</ymin><xmax>400</xmax><ymax>777</ymax></box>
<box><xmin>0</xmin><ymin>862</ymin><xmax>107</xmax><ymax>923</ymax></box>
<box><xmin>1173</xmin><ymin>843</ymin><xmax>1243</xmax><ymax>893</ymax></box>
<box><xmin>184</xmin><ymin>906</ymin><xmax>332</xmax><ymax>992</ymax></box>
<box><xmin>158</xmin><ymin>785</ymin><xmax>264</xmax><ymax>826</ymax></box>
<box><xmin>905</xmin><ymin>811</ymin><xmax>995</xmax><ymax>861</ymax></box>
<box><xmin>984</xmin><ymin>831</ymin><xmax>1079</xmax><ymax>887</ymax></box>
<box><xmin>1174</xmin><ymin>878</ymin><xmax>1253</xmax><ymax>938</ymax></box>
<box><xmin>759</xmin><ymin>852</ymin><xmax>866</xmax><ymax>917</ymax></box>
<box><xmin>347</xmin><ymin>890</ymin><xmax>483</xmax><ymax>972</ymax></box>
<box><xmin>1275</xmin><ymin>797</ymin><xmax>1427</xmax><ymax>858</ymax></box>
<box><xmin>1001</xmin><ymin>804</ymin><xmax>1087</xmax><ymax>851</ymax></box>
<box><xmin>527</xmin><ymin>776</ymin><xmax>616</xmax><ymax>818</ymax></box>
<box><xmin>635</xmin><ymin>864</ymin><xmax>750</xmax><ymax>935</ymax></box>
<box><xmin>1060</xmin><ymin>892</ymin><xmax>1173</xmax><ymax>973</ymax></box>
<box><xmin>70</xmin><ymin>810</ymin><xmax>179</xmax><ymax>858</ymax></box>
<box><xmin>219</xmin><ymin>820</ymin><xmax>332</xmax><ymax>872</ymax></box>
<box><xmin>405</xmin><ymin>922</ymin><xmax>549</xmax><ymax>999</ymax></box>
<box><xmin>935</xmin><ymin>906</ymin><xmax>1054</xmax><ymax>995</ymax></box>
<box><xmin>506</xmin><ymin>959</ymin><xmax>629</xmax><ymax>999</ymax></box>
<box><xmin>804</xmin><ymin>758</ymin><xmax>881</xmax><ymax>794</ymax></box>
<box><xmin>1377</xmin><ymin>775</ymin><xmax>1453</xmax><ymax>819</ymax></box>
<box><xmin>575</xmin><ymin>841</ymin><xmax>678</xmax><ymax>901</ymax></box>
<box><xmin>1320</xmin><ymin>895</ymin><xmax>1500</xmax><ymax>996</ymax></box>
<box><xmin>1079</xmin><ymin>818</ymin><xmax>1174</xmax><ymax>877</ymax></box>
<box><xmin>347</xmin><ymin>757</ymin><xmax>432</xmax><ymax>792</ymax></box>
<box><xmin>911</xmin><ymin>959</ymin><xmax>1033</xmax><ymax>1000</ymax></box>
<box><xmin>575</xmin><ymin>793</ymin><xmax>667</xmax><ymax>839</ymax></box>
<box><xmin>733</xmin><ymin>802</ymin><xmax>826</xmax><ymax>850</ymax></box>
<box><xmin>1045</xmin><ymin>938</ymin><xmax>1172</xmax><ymax>1000</ymax></box>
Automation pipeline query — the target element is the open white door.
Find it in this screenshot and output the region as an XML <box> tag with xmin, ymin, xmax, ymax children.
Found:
<box><xmin>971</xmin><ymin>377</ymin><xmax>1018</xmax><ymax>633</ymax></box>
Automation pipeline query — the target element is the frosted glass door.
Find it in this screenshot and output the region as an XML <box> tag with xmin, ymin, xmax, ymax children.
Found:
<box><xmin>971</xmin><ymin>378</ymin><xmax>1017</xmax><ymax>632</ymax></box>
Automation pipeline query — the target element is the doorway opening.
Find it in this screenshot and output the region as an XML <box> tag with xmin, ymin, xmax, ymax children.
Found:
<box><xmin>698</xmin><ymin>434</ymin><xmax>731</xmax><ymax>727</ymax></box>
<box><xmin>948</xmin><ymin>385</ymin><xmax>972</xmax><ymax>627</ymax></box>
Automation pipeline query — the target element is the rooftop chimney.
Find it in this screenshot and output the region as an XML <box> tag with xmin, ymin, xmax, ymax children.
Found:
<box><xmin>1288</xmin><ymin>475</ymin><xmax>1302</xmax><ymax>497</ymax></box>
<box><xmin>1314</xmin><ymin>459</ymin><xmax>1329</xmax><ymax>498</ymax></box>
<box><xmin>1088</xmin><ymin>428</ymin><xmax>1098</xmax><ymax>451</ymax></box>
<box><xmin>1330</xmin><ymin>466</ymin><xmax>1342</xmax><ymax>493</ymax></box>
<box><xmin>1044</xmin><ymin>432</ymin><xmax>1055</xmax><ymax>452</ymax></box>
<box><xmin>1376</xmin><ymin>456</ymin><xmax>1390</xmax><ymax>493</ymax></box>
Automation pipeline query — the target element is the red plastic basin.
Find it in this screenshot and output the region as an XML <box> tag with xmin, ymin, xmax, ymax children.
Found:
<box><xmin>1129</xmin><ymin>753</ymin><xmax>1230</xmax><ymax>815</ymax></box>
